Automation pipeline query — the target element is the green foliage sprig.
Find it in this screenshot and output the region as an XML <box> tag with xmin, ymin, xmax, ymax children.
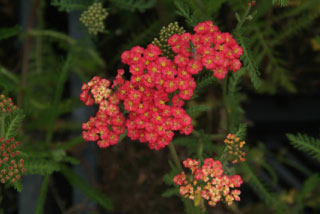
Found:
<box><xmin>109</xmin><ymin>0</ymin><xmax>156</xmax><ymax>12</ymax></box>
<box><xmin>287</xmin><ymin>133</ymin><xmax>320</xmax><ymax>160</ymax></box>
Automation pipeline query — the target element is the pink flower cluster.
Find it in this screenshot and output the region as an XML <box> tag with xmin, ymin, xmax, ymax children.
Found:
<box><xmin>80</xmin><ymin>21</ymin><xmax>243</xmax><ymax>150</ymax></box>
<box><xmin>169</xmin><ymin>21</ymin><xmax>243</xmax><ymax>79</ymax></box>
<box><xmin>80</xmin><ymin>76</ymin><xmax>126</xmax><ymax>148</ymax></box>
<box><xmin>173</xmin><ymin>158</ymin><xmax>243</xmax><ymax>207</ymax></box>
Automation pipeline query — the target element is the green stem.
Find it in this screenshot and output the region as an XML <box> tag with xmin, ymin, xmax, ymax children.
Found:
<box><xmin>234</xmin><ymin>5</ymin><xmax>252</xmax><ymax>32</ymax></box>
<box><xmin>168</xmin><ymin>143</ymin><xmax>195</xmax><ymax>213</ymax></box>
<box><xmin>0</xmin><ymin>116</ymin><xmax>5</xmax><ymax>138</ymax></box>
<box><xmin>168</xmin><ymin>143</ymin><xmax>183</xmax><ymax>171</ymax></box>
<box><xmin>197</xmin><ymin>137</ymin><xmax>203</xmax><ymax>162</ymax></box>
<box><xmin>35</xmin><ymin>175</ymin><xmax>50</xmax><ymax>214</ymax></box>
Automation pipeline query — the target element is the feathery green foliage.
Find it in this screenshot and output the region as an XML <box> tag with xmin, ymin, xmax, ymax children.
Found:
<box><xmin>23</xmin><ymin>159</ymin><xmax>60</xmax><ymax>175</ymax></box>
<box><xmin>109</xmin><ymin>0</ymin><xmax>157</xmax><ymax>12</ymax></box>
<box><xmin>51</xmin><ymin>0</ymin><xmax>91</xmax><ymax>12</ymax></box>
<box><xmin>287</xmin><ymin>133</ymin><xmax>320</xmax><ymax>160</ymax></box>
<box><xmin>241</xmin><ymin>163</ymin><xmax>288</xmax><ymax>213</ymax></box>
<box><xmin>236</xmin><ymin>34</ymin><xmax>261</xmax><ymax>89</ymax></box>
<box><xmin>35</xmin><ymin>175</ymin><xmax>50</xmax><ymax>214</ymax></box>
<box><xmin>174</xmin><ymin>0</ymin><xmax>200</xmax><ymax>27</ymax></box>
<box><xmin>0</xmin><ymin>25</ymin><xmax>21</xmax><ymax>40</ymax></box>
<box><xmin>4</xmin><ymin>110</ymin><xmax>24</xmax><ymax>139</ymax></box>
<box><xmin>60</xmin><ymin>165</ymin><xmax>114</xmax><ymax>211</ymax></box>
<box><xmin>45</xmin><ymin>54</ymin><xmax>71</xmax><ymax>144</ymax></box>
<box><xmin>272</xmin><ymin>0</ymin><xmax>288</xmax><ymax>6</ymax></box>
<box><xmin>296</xmin><ymin>174</ymin><xmax>320</xmax><ymax>210</ymax></box>
<box><xmin>192</xmin><ymin>71</ymin><xmax>216</xmax><ymax>99</ymax></box>
<box><xmin>162</xmin><ymin>187</ymin><xmax>180</xmax><ymax>198</ymax></box>
<box><xmin>186</xmin><ymin>105</ymin><xmax>210</xmax><ymax>117</ymax></box>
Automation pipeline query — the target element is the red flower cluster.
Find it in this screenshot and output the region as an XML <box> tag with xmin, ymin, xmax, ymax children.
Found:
<box><xmin>80</xmin><ymin>21</ymin><xmax>243</xmax><ymax>150</ymax></box>
<box><xmin>173</xmin><ymin>158</ymin><xmax>243</xmax><ymax>207</ymax></box>
<box><xmin>168</xmin><ymin>20</ymin><xmax>243</xmax><ymax>79</ymax></box>
<box><xmin>0</xmin><ymin>137</ymin><xmax>25</xmax><ymax>184</ymax></box>
<box><xmin>0</xmin><ymin>94</ymin><xmax>17</xmax><ymax>113</ymax></box>
<box><xmin>80</xmin><ymin>76</ymin><xmax>126</xmax><ymax>148</ymax></box>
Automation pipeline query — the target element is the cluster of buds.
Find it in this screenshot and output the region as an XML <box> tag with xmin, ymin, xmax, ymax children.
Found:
<box><xmin>224</xmin><ymin>133</ymin><xmax>246</xmax><ymax>163</ymax></box>
<box><xmin>152</xmin><ymin>22</ymin><xmax>186</xmax><ymax>58</ymax></box>
<box><xmin>248</xmin><ymin>1</ymin><xmax>257</xmax><ymax>6</ymax></box>
<box><xmin>80</xmin><ymin>2</ymin><xmax>108</xmax><ymax>35</ymax></box>
<box><xmin>0</xmin><ymin>94</ymin><xmax>17</xmax><ymax>113</ymax></box>
<box><xmin>80</xmin><ymin>76</ymin><xmax>126</xmax><ymax>148</ymax></box>
<box><xmin>80</xmin><ymin>21</ymin><xmax>243</xmax><ymax>150</ymax></box>
<box><xmin>173</xmin><ymin>158</ymin><xmax>243</xmax><ymax>207</ymax></box>
<box><xmin>168</xmin><ymin>21</ymin><xmax>243</xmax><ymax>79</ymax></box>
<box><xmin>0</xmin><ymin>137</ymin><xmax>25</xmax><ymax>184</ymax></box>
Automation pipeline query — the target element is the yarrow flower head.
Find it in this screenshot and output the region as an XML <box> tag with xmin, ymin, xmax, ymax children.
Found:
<box><xmin>173</xmin><ymin>158</ymin><xmax>243</xmax><ymax>207</ymax></box>
<box><xmin>0</xmin><ymin>137</ymin><xmax>25</xmax><ymax>184</ymax></box>
<box><xmin>224</xmin><ymin>133</ymin><xmax>246</xmax><ymax>163</ymax></box>
<box><xmin>167</xmin><ymin>20</ymin><xmax>243</xmax><ymax>79</ymax></box>
<box><xmin>80</xmin><ymin>21</ymin><xmax>244</xmax><ymax>150</ymax></box>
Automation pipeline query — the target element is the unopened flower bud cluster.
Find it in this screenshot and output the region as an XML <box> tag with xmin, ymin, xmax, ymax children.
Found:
<box><xmin>173</xmin><ymin>158</ymin><xmax>243</xmax><ymax>207</ymax></box>
<box><xmin>0</xmin><ymin>137</ymin><xmax>25</xmax><ymax>184</ymax></box>
<box><xmin>224</xmin><ymin>133</ymin><xmax>246</xmax><ymax>163</ymax></box>
<box><xmin>80</xmin><ymin>2</ymin><xmax>108</xmax><ymax>35</ymax></box>
<box><xmin>0</xmin><ymin>94</ymin><xmax>17</xmax><ymax>113</ymax></box>
<box><xmin>152</xmin><ymin>22</ymin><xmax>186</xmax><ymax>58</ymax></box>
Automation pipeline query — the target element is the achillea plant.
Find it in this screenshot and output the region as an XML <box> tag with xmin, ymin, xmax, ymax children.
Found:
<box><xmin>80</xmin><ymin>21</ymin><xmax>243</xmax><ymax>150</ymax></box>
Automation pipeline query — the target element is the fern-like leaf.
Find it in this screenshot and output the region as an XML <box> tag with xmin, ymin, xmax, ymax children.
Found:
<box><xmin>0</xmin><ymin>25</ymin><xmax>22</xmax><ymax>40</ymax></box>
<box><xmin>186</xmin><ymin>105</ymin><xmax>209</xmax><ymax>116</ymax></box>
<box><xmin>272</xmin><ymin>10</ymin><xmax>320</xmax><ymax>45</ymax></box>
<box><xmin>296</xmin><ymin>174</ymin><xmax>320</xmax><ymax>210</ymax></box>
<box><xmin>272</xmin><ymin>0</ymin><xmax>288</xmax><ymax>6</ymax></box>
<box><xmin>236</xmin><ymin>34</ymin><xmax>261</xmax><ymax>89</ymax></box>
<box><xmin>174</xmin><ymin>0</ymin><xmax>199</xmax><ymax>27</ymax></box>
<box><xmin>162</xmin><ymin>187</ymin><xmax>180</xmax><ymax>198</ymax></box>
<box><xmin>51</xmin><ymin>0</ymin><xmax>91</xmax><ymax>12</ymax></box>
<box><xmin>241</xmin><ymin>163</ymin><xmax>288</xmax><ymax>213</ymax></box>
<box><xmin>60</xmin><ymin>165</ymin><xmax>114</xmax><ymax>210</ymax></box>
<box><xmin>286</xmin><ymin>133</ymin><xmax>320</xmax><ymax>160</ymax></box>
<box><xmin>5</xmin><ymin>110</ymin><xmax>24</xmax><ymax>139</ymax></box>
<box><xmin>109</xmin><ymin>0</ymin><xmax>156</xmax><ymax>12</ymax></box>
<box><xmin>23</xmin><ymin>159</ymin><xmax>60</xmax><ymax>175</ymax></box>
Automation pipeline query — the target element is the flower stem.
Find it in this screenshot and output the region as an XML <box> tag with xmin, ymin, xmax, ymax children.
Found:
<box><xmin>168</xmin><ymin>142</ymin><xmax>183</xmax><ymax>171</ymax></box>
<box><xmin>234</xmin><ymin>5</ymin><xmax>252</xmax><ymax>32</ymax></box>
<box><xmin>0</xmin><ymin>116</ymin><xmax>5</xmax><ymax>138</ymax></box>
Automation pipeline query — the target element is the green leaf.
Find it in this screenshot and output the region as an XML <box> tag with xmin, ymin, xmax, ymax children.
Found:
<box><xmin>60</xmin><ymin>165</ymin><xmax>114</xmax><ymax>210</ymax></box>
<box><xmin>296</xmin><ymin>174</ymin><xmax>320</xmax><ymax>210</ymax></box>
<box><xmin>109</xmin><ymin>0</ymin><xmax>157</xmax><ymax>12</ymax></box>
<box><xmin>0</xmin><ymin>25</ymin><xmax>21</xmax><ymax>40</ymax></box>
<box><xmin>186</xmin><ymin>105</ymin><xmax>210</xmax><ymax>116</ymax></box>
<box><xmin>51</xmin><ymin>0</ymin><xmax>91</xmax><ymax>12</ymax></box>
<box><xmin>240</xmin><ymin>163</ymin><xmax>288</xmax><ymax>213</ymax></box>
<box><xmin>287</xmin><ymin>133</ymin><xmax>320</xmax><ymax>160</ymax></box>
<box><xmin>236</xmin><ymin>34</ymin><xmax>261</xmax><ymax>89</ymax></box>
<box><xmin>23</xmin><ymin>159</ymin><xmax>60</xmax><ymax>175</ymax></box>
<box><xmin>272</xmin><ymin>0</ymin><xmax>288</xmax><ymax>6</ymax></box>
<box><xmin>162</xmin><ymin>187</ymin><xmax>179</xmax><ymax>198</ymax></box>
<box><xmin>4</xmin><ymin>110</ymin><xmax>25</xmax><ymax>139</ymax></box>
